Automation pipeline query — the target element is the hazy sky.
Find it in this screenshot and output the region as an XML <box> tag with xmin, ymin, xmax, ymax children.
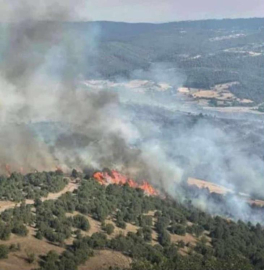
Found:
<box><xmin>81</xmin><ymin>0</ymin><xmax>264</xmax><ymax>22</ymax></box>
<box><xmin>0</xmin><ymin>0</ymin><xmax>263</xmax><ymax>23</ymax></box>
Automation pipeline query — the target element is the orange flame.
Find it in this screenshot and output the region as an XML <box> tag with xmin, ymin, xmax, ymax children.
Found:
<box><xmin>93</xmin><ymin>170</ymin><xmax>158</xmax><ymax>196</ymax></box>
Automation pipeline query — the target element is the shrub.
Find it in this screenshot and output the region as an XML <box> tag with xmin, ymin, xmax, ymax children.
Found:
<box><xmin>0</xmin><ymin>245</ymin><xmax>9</xmax><ymax>259</ymax></box>
<box><xmin>104</xmin><ymin>223</ymin><xmax>115</xmax><ymax>235</ymax></box>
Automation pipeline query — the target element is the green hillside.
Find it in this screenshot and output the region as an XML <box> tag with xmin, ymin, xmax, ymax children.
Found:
<box><xmin>1</xmin><ymin>171</ymin><xmax>264</xmax><ymax>270</ymax></box>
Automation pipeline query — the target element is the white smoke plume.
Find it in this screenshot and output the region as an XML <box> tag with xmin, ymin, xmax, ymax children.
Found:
<box><xmin>0</xmin><ymin>0</ymin><xmax>183</xmax><ymax>185</ymax></box>
<box><xmin>0</xmin><ymin>0</ymin><xmax>263</xmax><ymax>224</ymax></box>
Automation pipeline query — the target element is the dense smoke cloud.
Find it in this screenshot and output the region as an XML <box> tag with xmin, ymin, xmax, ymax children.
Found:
<box><xmin>0</xmin><ymin>0</ymin><xmax>107</xmax><ymax>171</ymax></box>
<box><xmin>106</xmin><ymin>62</ymin><xmax>264</xmax><ymax>222</ymax></box>
<box><xmin>0</xmin><ymin>0</ymin><xmax>182</xmax><ymax>185</ymax></box>
<box><xmin>0</xmin><ymin>0</ymin><xmax>263</xmax><ymax>224</ymax></box>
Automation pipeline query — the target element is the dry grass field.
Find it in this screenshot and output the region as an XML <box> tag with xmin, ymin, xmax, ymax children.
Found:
<box><xmin>188</xmin><ymin>177</ymin><xmax>233</xmax><ymax>195</ymax></box>
<box><xmin>0</xmin><ymin>227</ymin><xmax>64</xmax><ymax>270</ymax></box>
<box><xmin>188</xmin><ymin>177</ymin><xmax>264</xmax><ymax>207</ymax></box>
<box><xmin>79</xmin><ymin>250</ymin><xmax>132</xmax><ymax>270</ymax></box>
<box><xmin>178</xmin><ymin>82</ymin><xmax>255</xmax><ymax>110</ymax></box>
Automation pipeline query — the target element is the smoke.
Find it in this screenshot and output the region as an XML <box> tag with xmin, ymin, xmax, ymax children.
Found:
<box><xmin>0</xmin><ymin>0</ymin><xmax>263</xmax><ymax>224</ymax></box>
<box><xmin>102</xmin><ymin>63</ymin><xmax>264</xmax><ymax>223</ymax></box>
<box><xmin>0</xmin><ymin>0</ymin><xmax>170</xmax><ymax>182</ymax></box>
<box><xmin>0</xmin><ymin>0</ymin><xmax>99</xmax><ymax>171</ymax></box>
<box><xmin>0</xmin><ymin>0</ymin><xmax>88</xmax><ymax>22</ymax></box>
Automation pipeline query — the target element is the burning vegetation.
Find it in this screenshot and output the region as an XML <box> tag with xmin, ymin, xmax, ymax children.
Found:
<box><xmin>1</xmin><ymin>164</ymin><xmax>158</xmax><ymax>197</ymax></box>
<box><xmin>93</xmin><ymin>169</ymin><xmax>158</xmax><ymax>196</ymax></box>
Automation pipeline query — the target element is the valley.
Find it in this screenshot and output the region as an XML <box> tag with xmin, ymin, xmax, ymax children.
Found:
<box><xmin>0</xmin><ymin>15</ymin><xmax>263</xmax><ymax>270</ymax></box>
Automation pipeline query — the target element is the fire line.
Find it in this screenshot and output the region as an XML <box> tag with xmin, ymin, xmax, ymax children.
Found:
<box><xmin>93</xmin><ymin>170</ymin><xmax>158</xmax><ymax>196</ymax></box>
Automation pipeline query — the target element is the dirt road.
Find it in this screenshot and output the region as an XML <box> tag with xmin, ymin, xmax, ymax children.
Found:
<box><xmin>0</xmin><ymin>179</ymin><xmax>78</xmax><ymax>213</ymax></box>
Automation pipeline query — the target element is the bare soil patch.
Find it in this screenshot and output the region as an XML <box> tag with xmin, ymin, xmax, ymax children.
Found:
<box><xmin>170</xmin><ymin>233</ymin><xmax>197</xmax><ymax>246</ymax></box>
<box><xmin>0</xmin><ymin>227</ymin><xmax>64</xmax><ymax>270</ymax></box>
<box><xmin>79</xmin><ymin>250</ymin><xmax>131</xmax><ymax>270</ymax></box>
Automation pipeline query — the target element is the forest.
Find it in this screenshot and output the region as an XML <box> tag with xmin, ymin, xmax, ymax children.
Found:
<box><xmin>88</xmin><ymin>18</ymin><xmax>264</xmax><ymax>104</ymax></box>
<box><xmin>1</xmin><ymin>171</ymin><xmax>264</xmax><ymax>269</ymax></box>
<box><xmin>0</xmin><ymin>171</ymin><xmax>68</xmax><ymax>202</ymax></box>
<box><xmin>1</xmin><ymin>18</ymin><xmax>262</xmax><ymax>104</ymax></box>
